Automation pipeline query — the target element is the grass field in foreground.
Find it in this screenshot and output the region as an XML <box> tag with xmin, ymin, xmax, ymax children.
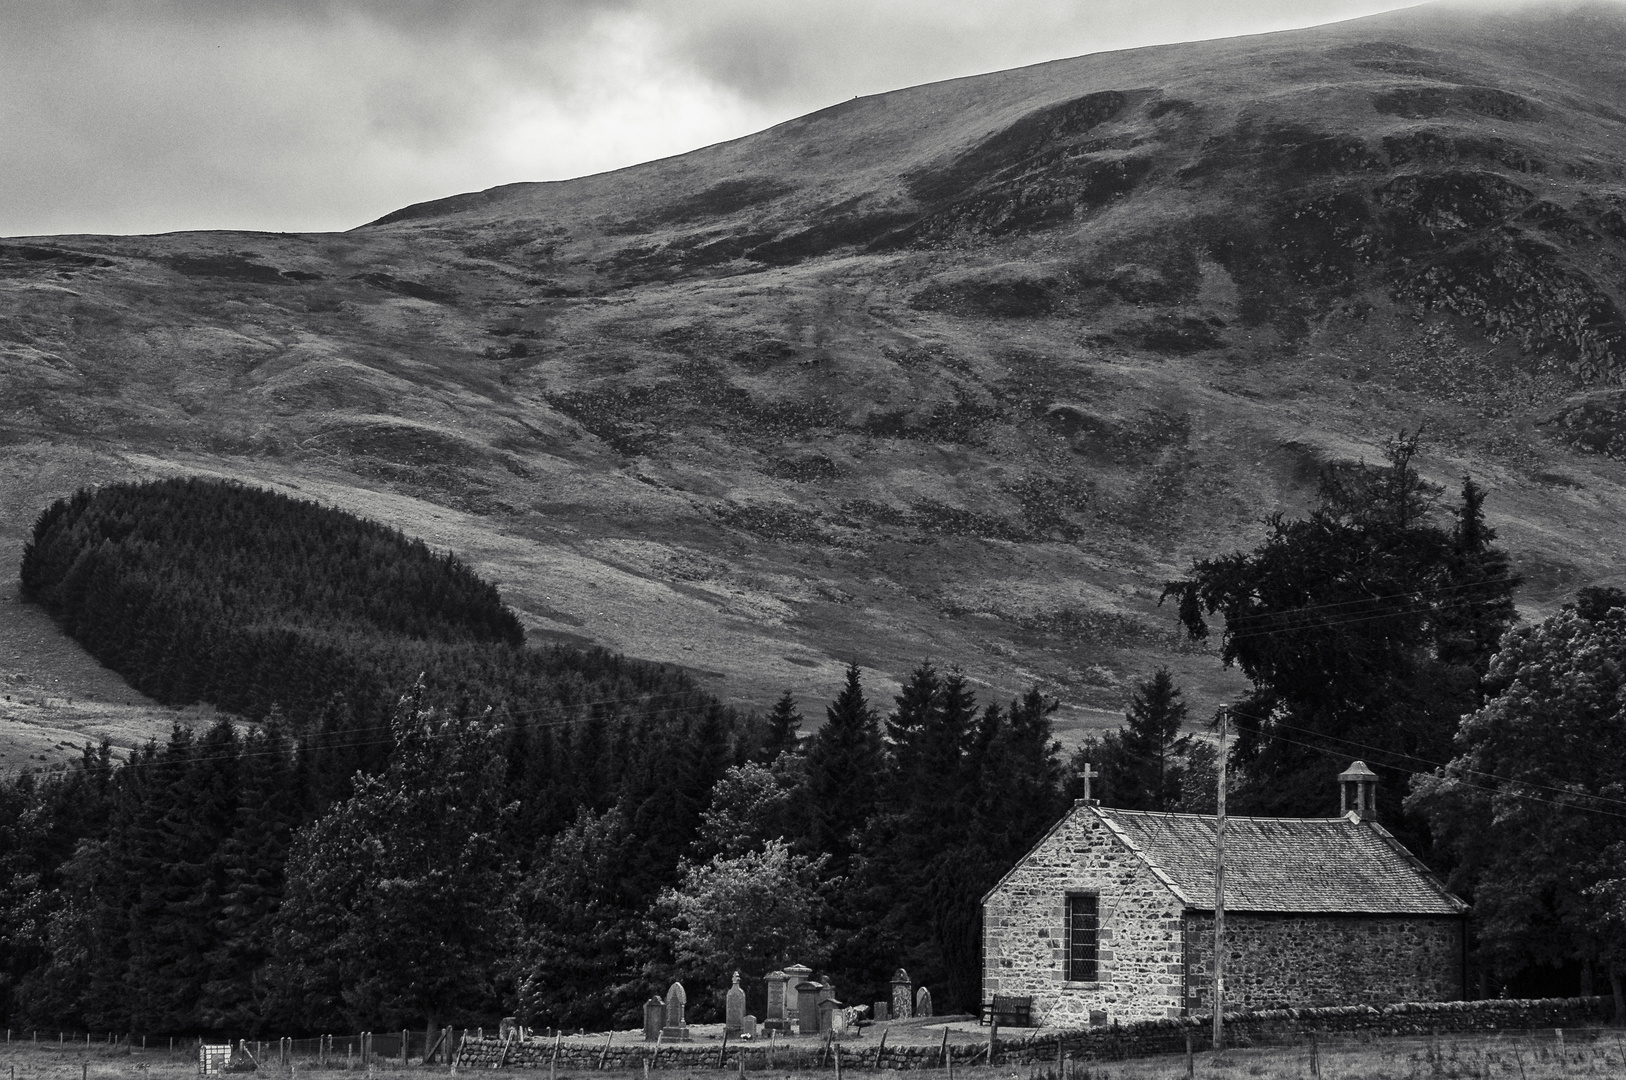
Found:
<box><xmin>0</xmin><ymin>1031</ymin><xmax>1621</xmax><ymax>1080</ymax></box>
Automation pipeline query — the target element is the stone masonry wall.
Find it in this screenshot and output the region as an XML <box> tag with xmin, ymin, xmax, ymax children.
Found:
<box><xmin>1182</xmin><ymin>912</ymin><xmax>1464</xmax><ymax>1012</ymax></box>
<box><xmin>982</xmin><ymin>806</ymin><xmax>1185</xmax><ymax>1025</ymax></box>
<box><xmin>453</xmin><ymin>997</ymin><xmax>1612</xmax><ymax>1070</ymax></box>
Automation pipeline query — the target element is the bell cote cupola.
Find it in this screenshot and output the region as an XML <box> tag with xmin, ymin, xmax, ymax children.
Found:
<box><xmin>1339</xmin><ymin>760</ymin><xmax>1379</xmax><ymax>820</ymax></box>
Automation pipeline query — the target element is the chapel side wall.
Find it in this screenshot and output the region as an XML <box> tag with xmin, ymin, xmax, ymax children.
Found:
<box><xmin>1182</xmin><ymin>912</ymin><xmax>1464</xmax><ymax>1012</ymax></box>
<box><xmin>982</xmin><ymin>809</ymin><xmax>1185</xmax><ymax>1025</ymax></box>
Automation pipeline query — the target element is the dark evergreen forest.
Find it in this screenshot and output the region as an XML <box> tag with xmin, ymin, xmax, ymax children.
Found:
<box><xmin>1</xmin><ymin>478</ymin><xmax>1071</xmax><ymax>1037</ymax></box>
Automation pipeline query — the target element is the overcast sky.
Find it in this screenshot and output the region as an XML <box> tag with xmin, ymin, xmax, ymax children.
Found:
<box><xmin>2</xmin><ymin>0</ymin><xmax>1425</xmax><ymax>239</ymax></box>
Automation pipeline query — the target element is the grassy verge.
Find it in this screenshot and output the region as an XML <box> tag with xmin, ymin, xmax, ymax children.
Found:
<box><xmin>0</xmin><ymin>1031</ymin><xmax>1621</xmax><ymax>1079</ymax></box>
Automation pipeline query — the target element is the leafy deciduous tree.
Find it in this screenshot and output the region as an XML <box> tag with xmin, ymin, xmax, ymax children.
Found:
<box><xmin>1409</xmin><ymin>591</ymin><xmax>1626</xmax><ymax>1017</ymax></box>
<box><xmin>267</xmin><ymin>690</ymin><xmax>512</xmax><ymax>1044</ymax></box>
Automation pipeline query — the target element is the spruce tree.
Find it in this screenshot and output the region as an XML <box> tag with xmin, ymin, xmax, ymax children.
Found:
<box><xmin>1107</xmin><ymin>669</ymin><xmax>1189</xmax><ymax>811</ymax></box>
<box><xmin>804</xmin><ymin>664</ymin><xmax>883</xmax><ymax>876</ymax></box>
<box><xmin>202</xmin><ymin>725</ymin><xmax>299</xmax><ymax>1031</ymax></box>
<box><xmin>759</xmin><ymin>690</ymin><xmax>804</xmax><ymax>763</ymax></box>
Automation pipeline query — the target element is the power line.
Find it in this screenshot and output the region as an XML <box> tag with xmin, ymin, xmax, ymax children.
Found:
<box><xmin>1224</xmin><ymin>706</ymin><xmax>1626</xmax><ymax>821</ymax></box>
<box><xmin>1171</xmin><ymin>571</ymin><xmax>1519</xmax><ymax>626</ymax></box>
<box><xmin>1176</xmin><ymin>576</ymin><xmax>1520</xmax><ymax>647</ymax></box>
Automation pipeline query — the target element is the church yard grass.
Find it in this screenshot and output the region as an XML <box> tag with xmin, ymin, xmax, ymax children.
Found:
<box><xmin>0</xmin><ymin>1029</ymin><xmax>1622</xmax><ymax>1080</ymax></box>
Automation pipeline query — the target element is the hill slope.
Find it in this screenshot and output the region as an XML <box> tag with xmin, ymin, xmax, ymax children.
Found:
<box><xmin>5</xmin><ymin>0</ymin><xmax>1626</xmax><ymax>750</ymax></box>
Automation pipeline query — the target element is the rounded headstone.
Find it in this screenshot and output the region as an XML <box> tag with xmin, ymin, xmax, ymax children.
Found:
<box><xmin>914</xmin><ymin>986</ymin><xmax>932</xmax><ymax>1019</ymax></box>
<box><xmin>663</xmin><ymin>981</ymin><xmax>690</xmax><ymax>1041</ymax></box>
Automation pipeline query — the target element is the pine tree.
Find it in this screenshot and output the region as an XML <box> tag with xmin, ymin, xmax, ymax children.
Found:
<box><xmin>804</xmin><ymin>664</ymin><xmax>884</xmax><ymax>877</ymax></box>
<box><xmin>1107</xmin><ymin>669</ymin><xmax>1189</xmax><ymax>811</ymax></box>
<box><xmin>758</xmin><ymin>691</ymin><xmax>804</xmax><ymax>764</ymax></box>
<box><xmin>201</xmin><ymin>725</ymin><xmax>299</xmax><ymax>1031</ymax></box>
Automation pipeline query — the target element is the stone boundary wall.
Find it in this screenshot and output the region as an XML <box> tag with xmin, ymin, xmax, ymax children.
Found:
<box><xmin>454</xmin><ymin>997</ymin><xmax>1613</xmax><ymax>1070</ymax></box>
<box><xmin>991</xmin><ymin>996</ymin><xmax>1614</xmax><ymax>1065</ymax></box>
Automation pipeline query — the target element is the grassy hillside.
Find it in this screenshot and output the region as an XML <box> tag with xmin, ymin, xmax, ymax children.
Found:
<box><xmin>6</xmin><ymin>0</ymin><xmax>1626</xmax><ymax>762</ymax></box>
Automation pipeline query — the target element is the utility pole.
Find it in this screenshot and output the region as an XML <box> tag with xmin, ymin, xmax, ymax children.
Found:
<box><xmin>1213</xmin><ymin>706</ymin><xmax>1228</xmax><ymax>1053</ymax></box>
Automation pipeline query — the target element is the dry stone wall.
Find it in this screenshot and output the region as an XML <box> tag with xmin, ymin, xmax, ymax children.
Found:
<box><xmin>453</xmin><ymin>998</ymin><xmax>1613</xmax><ymax>1070</ymax></box>
<box><xmin>982</xmin><ymin>805</ymin><xmax>1186</xmax><ymax>1024</ymax></box>
<box><xmin>1182</xmin><ymin>912</ymin><xmax>1463</xmax><ymax>1012</ymax></box>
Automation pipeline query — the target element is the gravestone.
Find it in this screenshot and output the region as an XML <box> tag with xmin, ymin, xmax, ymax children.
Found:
<box><xmin>890</xmin><ymin>969</ymin><xmax>913</xmax><ymax>1020</ymax></box>
<box><xmin>763</xmin><ymin>971</ymin><xmax>789</xmax><ymax>1033</ymax></box>
<box><xmin>819</xmin><ymin>999</ymin><xmax>844</xmax><ymax>1036</ymax></box>
<box><xmin>725</xmin><ymin>971</ymin><xmax>747</xmax><ymax>1035</ymax></box>
<box><xmin>874</xmin><ymin>1001</ymin><xmax>888</xmax><ymax>1023</ymax></box>
<box><xmin>743</xmin><ymin>1015</ymin><xmax>758</xmax><ymax>1040</ymax></box>
<box><xmin>783</xmin><ymin>964</ymin><xmax>813</xmax><ymax>1029</ymax></box>
<box><xmin>914</xmin><ymin>986</ymin><xmax>932</xmax><ymax>1018</ymax></box>
<box><xmin>643</xmin><ymin>997</ymin><xmax>664</xmax><ymax>1043</ymax></box>
<box><xmin>500</xmin><ymin>1017</ymin><xmax>519</xmax><ymax>1040</ymax></box>
<box><xmin>795</xmin><ymin>981</ymin><xmax>823</xmax><ymax>1035</ymax></box>
<box><xmin>783</xmin><ymin>962</ymin><xmax>813</xmax><ymax>1034</ymax></box>
<box><xmin>1088</xmin><ymin>1009</ymin><xmax>1107</xmax><ymax>1027</ymax></box>
<box><xmin>663</xmin><ymin>981</ymin><xmax>690</xmax><ymax>1041</ymax></box>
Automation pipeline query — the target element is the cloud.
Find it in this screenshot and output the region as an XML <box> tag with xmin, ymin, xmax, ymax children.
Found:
<box><xmin>0</xmin><ymin>0</ymin><xmax>1416</xmax><ymax>237</ymax></box>
<box><xmin>638</xmin><ymin>0</ymin><xmax>1418</xmax><ymax>104</ymax></box>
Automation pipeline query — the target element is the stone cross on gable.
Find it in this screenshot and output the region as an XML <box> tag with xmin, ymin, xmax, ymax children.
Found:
<box><xmin>1080</xmin><ymin>762</ymin><xmax>1097</xmax><ymax>802</ymax></box>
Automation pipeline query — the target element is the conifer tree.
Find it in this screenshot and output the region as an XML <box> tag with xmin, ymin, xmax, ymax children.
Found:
<box><xmin>758</xmin><ymin>690</ymin><xmax>804</xmax><ymax>763</ymax></box>
<box><xmin>1164</xmin><ymin>433</ymin><xmax>1519</xmax><ymax>833</ymax></box>
<box><xmin>803</xmin><ymin>664</ymin><xmax>883</xmax><ymax>876</ymax></box>
<box><xmin>1105</xmin><ymin>668</ymin><xmax>1189</xmax><ymax>811</ymax></box>
<box><xmin>201</xmin><ymin>725</ymin><xmax>299</xmax><ymax>1031</ymax></box>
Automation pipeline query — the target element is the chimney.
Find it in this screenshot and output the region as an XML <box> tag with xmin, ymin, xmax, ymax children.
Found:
<box><xmin>1339</xmin><ymin>760</ymin><xmax>1378</xmax><ymax>820</ymax></box>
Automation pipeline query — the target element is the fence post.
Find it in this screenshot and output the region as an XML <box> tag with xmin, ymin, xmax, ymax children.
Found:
<box><xmin>403</xmin><ymin>1030</ymin><xmax>409</xmax><ymax>1067</ymax></box>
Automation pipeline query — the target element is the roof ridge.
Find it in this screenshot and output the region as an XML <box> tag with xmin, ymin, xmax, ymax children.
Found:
<box><xmin>1100</xmin><ymin>807</ymin><xmax>1365</xmax><ymax>825</ymax></box>
<box><xmin>1096</xmin><ymin>805</ymin><xmax>1468</xmax><ymax>916</ymax></box>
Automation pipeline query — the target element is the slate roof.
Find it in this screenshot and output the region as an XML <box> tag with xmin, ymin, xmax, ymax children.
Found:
<box><xmin>1094</xmin><ymin>806</ymin><xmax>1467</xmax><ymax>916</ymax></box>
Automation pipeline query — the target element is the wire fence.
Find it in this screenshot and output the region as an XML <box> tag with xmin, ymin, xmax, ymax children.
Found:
<box><xmin>1</xmin><ymin>1027</ymin><xmax>474</xmax><ymax>1068</ymax></box>
<box><xmin>6</xmin><ymin>1021</ymin><xmax>1626</xmax><ymax>1074</ymax></box>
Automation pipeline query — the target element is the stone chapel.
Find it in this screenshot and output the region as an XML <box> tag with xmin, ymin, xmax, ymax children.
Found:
<box><xmin>980</xmin><ymin>761</ymin><xmax>1468</xmax><ymax>1025</ymax></box>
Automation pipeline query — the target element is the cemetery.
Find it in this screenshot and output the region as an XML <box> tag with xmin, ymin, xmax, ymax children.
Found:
<box><xmin>445</xmin><ymin>995</ymin><xmax>1617</xmax><ymax>1072</ymax></box>
<box><xmin>449</xmin><ymin>966</ymin><xmax>1018</xmax><ymax>1070</ymax></box>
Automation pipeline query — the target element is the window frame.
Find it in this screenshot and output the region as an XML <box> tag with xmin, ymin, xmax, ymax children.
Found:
<box><xmin>1063</xmin><ymin>891</ymin><xmax>1100</xmax><ymax>984</ymax></box>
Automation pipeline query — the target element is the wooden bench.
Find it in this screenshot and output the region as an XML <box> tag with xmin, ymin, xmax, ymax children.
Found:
<box><xmin>979</xmin><ymin>994</ymin><xmax>1033</xmax><ymax>1027</ymax></box>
